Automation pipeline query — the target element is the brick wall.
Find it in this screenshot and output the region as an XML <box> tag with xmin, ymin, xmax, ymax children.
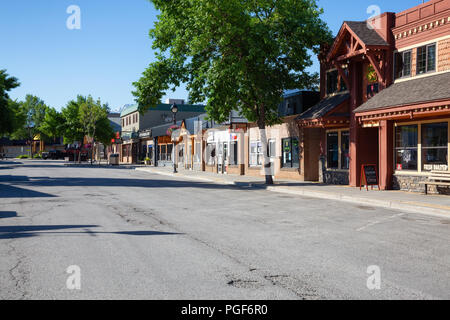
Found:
<box><xmin>438</xmin><ymin>38</ymin><xmax>450</xmax><ymax>72</ymax></box>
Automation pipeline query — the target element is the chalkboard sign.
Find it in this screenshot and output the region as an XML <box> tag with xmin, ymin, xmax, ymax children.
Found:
<box><xmin>360</xmin><ymin>164</ymin><xmax>380</xmax><ymax>191</ymax></box>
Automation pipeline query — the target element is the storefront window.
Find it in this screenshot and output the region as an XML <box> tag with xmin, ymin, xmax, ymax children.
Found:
<box><xmin>268</xmin><ymin>139</ymin><xmax>276</xmax><ymax>158</ymax></box>
<box><xmin>341</xmin><ymin>131</ymin><xmax>350</xmax><ymax>170</ymax></box>
<box><xmin>195</xmin><ymin>142</ymin><xmax>201</xmax><ymax>163</ymax></box>
<box><xmin>327</xmin><ymin>132</ymin><xmax>339</xmax><ymax>169</ymax></box>
<box><xmin>223</xmin><ymin>143</ymin><xmax>228</xmax><ymax>162</ymax></box>
<box><xmin>160</xmin><ymin>145</ymin><xmax>167</xmax><ymax>161</ymax></box>
<box><xmin>395</xmin><ymin>125</ymin><xmax>418</xmax><ymax>170</ymax></box>
<box><xmin>167</xmin><ymin>144</ymin><xmax>173</xmax><ymax>161</ymax></box>
<box><xmin>206</xmin><ymin>143</ymin><xmax>216</xmax><ymax>165</ymax></box>
<box><xmin>229</xmin><ymin>141</ymin><xmax>238</xmax><ymax>165</ymax></box>
<box><xmin>282</xmin><ymin>138</ymin><xmax>299</xmax><ymax>168</ymax></box>
<box><xmin>249</xmin><ymin>141</ymin><xmax>263</xmax><ymax>166</ymax></box>
<box><xmin>158</xmin><ymin>144</ymin><xmax>172</xmax><ymax>161</ymax></box>
<box><xmin>422</xmin><ymin>122</ymin><xmax>448</xmax><ymax>171</ymax></box>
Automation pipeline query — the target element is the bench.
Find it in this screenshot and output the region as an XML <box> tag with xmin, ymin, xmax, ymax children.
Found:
<box><xmin>421</xmin><ymin>171</ymin><xmax>450</xmax><ymax>194</ymax></box>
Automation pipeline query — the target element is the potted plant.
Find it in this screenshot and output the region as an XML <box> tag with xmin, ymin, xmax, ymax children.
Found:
<box><xmin>144</xmin><ymin>157</ymin><xmax>151</xmax><ymax>165</ymax></box>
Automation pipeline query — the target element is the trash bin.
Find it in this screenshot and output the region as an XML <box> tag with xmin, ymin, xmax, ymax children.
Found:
<box><xmin>109</xmin><ymin>153</ymin><xmax>119</xmax><ymax>165</ymax></box>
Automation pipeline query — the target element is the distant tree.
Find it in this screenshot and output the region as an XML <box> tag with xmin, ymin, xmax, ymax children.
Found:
<box><xmin>39</xmin><ymin>107</ymin><xmax>66</xmax><ymax>144</ymax></box>
<box><xmin>62</xmin><ymin>95</ymin><xmax>113</xmax><ymax>163</ymax></box>
<box><xmin>79</xmin><ymin>96</ymin><xmax>107</xmax><ymax>146</ymax></box>
<box><xmin>0</xmin><ymin>70</ymin><xmax>21</xmax><ymax>136</ymax></box>
<box><xmin>11</xmin><ymin>94</ymin><xmax>49</xmax><ymax>157</ymax></box>
<box><xmin>61</xmin><ymin>96</ymin><xmax>85</xmax><ymax>145</ymax></box>
<box><xmin>133</xmin><ymin>0</ymin><xmax>332</xmax><ymax>184</ymax></box>
<box><xmin>95</xmin><ymin>117</ymin><xmax>115</xmax><ymax>146</ymax></box>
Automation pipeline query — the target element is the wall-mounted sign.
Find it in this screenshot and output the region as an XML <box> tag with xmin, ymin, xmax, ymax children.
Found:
<box><xmin>139</xmin><ymin>131</ymin><xmax>151</xmax><ymax>138</ymax></box>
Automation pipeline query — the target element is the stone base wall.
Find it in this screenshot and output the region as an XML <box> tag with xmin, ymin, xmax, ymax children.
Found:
<box><xmin>392</xmin><ymin>174</ymin><xmax>450</xmax><ymax>194</ymax></box>
<box><xmin>322</xmin><ymin>170</ymin><xmax>349</xmax><ymax>185</ymax></box>
<box><xmin>392</xmin><ymin>174</ymin><xmax>443</xmax><ymax>194</ymax></box>
<box><xmin>318</xmin><ymin>157</ymin><xmax>349</xmax><ymax>185</ymax></box>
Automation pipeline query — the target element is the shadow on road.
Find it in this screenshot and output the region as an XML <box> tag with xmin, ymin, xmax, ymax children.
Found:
<box><xmin>0</xmin><ymin>225</ymin><xmax>182</xmax><ymax>239</ymax></box>
<box><xmin>0</xmin><ymin>183</ymin><xmax>57</xmax><ymax>198</ymax></box>
<box><xmin>4</xmin><ymin>176</ymin><xmax>254</xmax><ymax>191</ymax></box>
<box><xmin>0</xmin><ymin>211</ymin><xmax>17</xmax><ymax>219</ymax></box>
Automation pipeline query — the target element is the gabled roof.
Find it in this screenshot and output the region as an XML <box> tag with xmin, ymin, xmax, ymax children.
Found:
<box><xmin>327</xmin><ymin>20</ymin><xmax>390</xmax><ymax>62</ymax></box>
<box><xmin>120</xmin><ymin>104</ymin><xmax>139</xmax><ymax>117</ymax></box>
<box><xmin>344</xmin><ymin>21</ymin><xmax>389</xmax><ymax>46</ymax></box>
<box><xmin>297</xmin><ymin>92</ymin><xmax>350</xmax><ymax>121</ymax></box>
<box><xmin>355</xmin><ymin>72</ymin><xmax>450</xmax><ymax>114</ymax></box>
<box><xmin>121</xmin><ymin>103</ymin><xmax>206</xmax><ymax>117</ymax></box>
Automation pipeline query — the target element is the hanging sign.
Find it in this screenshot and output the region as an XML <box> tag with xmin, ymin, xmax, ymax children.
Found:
<box><xmin>360</xmin><ymin>164</ymin><xmax>380</xmax><ymax>191</ymax></box>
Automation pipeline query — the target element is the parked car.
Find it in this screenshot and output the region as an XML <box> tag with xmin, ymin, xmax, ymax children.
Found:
<box><xmin>47</xmin><ymin>150</ymin><xmax>65</xmax><ymax>160</ymax></box>
<box><xmin>41</xmin><ymin>152</ymin><xmax>49</xmax><ymax>160</ymax></box>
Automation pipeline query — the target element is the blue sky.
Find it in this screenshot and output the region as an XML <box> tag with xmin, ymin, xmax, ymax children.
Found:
<box><xmin>0</xmin><ymin>0</ymin><xmax>424</xmax><ymax>112</ymax></box>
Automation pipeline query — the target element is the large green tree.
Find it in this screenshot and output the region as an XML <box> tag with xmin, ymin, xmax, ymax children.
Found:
<box><xmin>0</xmin><ymin>70</ymin><xmax>21</xmax><ymax>136</ymax></box>
<box><xmin>133</xmin><ymin>0</ymin><xmax>332</xmax><ymax>184</ymax></box>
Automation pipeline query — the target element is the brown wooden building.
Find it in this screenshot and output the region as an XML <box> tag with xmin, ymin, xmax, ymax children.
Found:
<box><xmin>298</xmin><ymin>0</ymin><xmax>450</xmax><ymax>192</ymax></box>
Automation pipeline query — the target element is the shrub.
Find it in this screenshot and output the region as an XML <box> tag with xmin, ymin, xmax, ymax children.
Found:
<box><xmin>18</xmin><ymin>155</ymin><xmax>29</xmax><ymax>159</ymax></box>
<box><xmin>33</xmin><ymin>154</ymin><xmax>42</xmax><ymax>159</ymax></box>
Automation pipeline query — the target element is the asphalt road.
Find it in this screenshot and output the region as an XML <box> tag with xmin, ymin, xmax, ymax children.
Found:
<box><xmin>0</xmin><ymin>160</ymin><xmax>449</xmax><ymax>299</ymax></box>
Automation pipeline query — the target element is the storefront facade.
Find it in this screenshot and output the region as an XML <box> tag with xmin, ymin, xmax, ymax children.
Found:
<box><xmin>298</xmin><ymin>0</ymin><xmax>449</xmax><ymax>192</ymax></box>
<box><xmin>204</xmin><ymin>127</ymin><xmax>246</xmax><ymax>175</ymax></box>
<box><xmin>246</xmin><ymin>118</ymin><xmax>303</xmax><ymax>180</ymax></box>
<box><xmin>355</xmin><ymin>0</ymin><xmax>450</xmax><ymax>192</ymax></box>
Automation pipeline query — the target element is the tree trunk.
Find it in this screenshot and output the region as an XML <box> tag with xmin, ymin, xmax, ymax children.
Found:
<box><xmin>257</xmin><ymin>105</ymin><xmax>274</xmax><ymax>185</ymax></box>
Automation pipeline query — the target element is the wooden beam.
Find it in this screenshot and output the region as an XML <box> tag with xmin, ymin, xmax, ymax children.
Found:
<box><xmin>333</xmin><ymin>61</ymin><xmax>350</xmax><ymax>90</ymax></box>
<box><xmin>366</xmin><ymin>52</ymin><xmax>383</xmax><ymax>83</ymax></box>
<box><xmin>336</xmin><ymin>48</ymin><xmax>365</xmax><ymax>62</ymax></box>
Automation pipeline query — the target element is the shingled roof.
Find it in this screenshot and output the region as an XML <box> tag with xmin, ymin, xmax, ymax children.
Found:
<box><xmin>345</xmin><ymin>21</ymin><xmax>389</xmax><ymax>46</ymax></box>
<box><xmin>355</xmin><ymin>72</ymin><xmax>450</xmax><ymax>113</ymax></box>
<box><xmin>297</xmin><ymin>92</ymin><xmax>350</xmax><ymax>120</ymax></box>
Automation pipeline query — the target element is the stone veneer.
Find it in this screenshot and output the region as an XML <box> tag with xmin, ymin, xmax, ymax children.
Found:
<box><xmin>392</xmin><ymin>174</ymin><xmax>450</xmax><ymax>194</ymax></box>
<box><xmin>318</xmin><ymin>157</ymin><xmax>349</xmax><ymax>185</ymax></box>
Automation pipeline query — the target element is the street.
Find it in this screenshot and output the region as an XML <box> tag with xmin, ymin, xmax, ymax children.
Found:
<box><xmin>0</xmin><ymin>160</ymin><xmax>449</xmax><ymax>299</ymax></box>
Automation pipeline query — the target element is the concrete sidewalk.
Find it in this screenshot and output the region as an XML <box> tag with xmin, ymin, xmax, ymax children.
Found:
<box><xmin>136</xmin><ymin>166</ymin><xmax>450</xmax><ymax>218</ymax></box>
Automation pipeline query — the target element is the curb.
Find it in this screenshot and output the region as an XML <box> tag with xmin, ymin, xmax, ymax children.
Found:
<box><xmin>135</xmin><ymin>168</ymin><xmax>450</xmax><ymax>219</ymax></box>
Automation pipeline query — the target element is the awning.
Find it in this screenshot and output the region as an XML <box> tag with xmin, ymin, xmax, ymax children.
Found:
<box><xmin>297</xmin><ymin>92</ymin><xmax>350</xmax><ymax>127</ymax></box>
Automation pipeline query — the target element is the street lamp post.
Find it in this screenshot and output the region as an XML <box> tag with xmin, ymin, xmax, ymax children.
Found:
<box><xmin>171</xmin><ymin>103</ymin><xmax>178</xmax><ymax>173</ymax></box>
